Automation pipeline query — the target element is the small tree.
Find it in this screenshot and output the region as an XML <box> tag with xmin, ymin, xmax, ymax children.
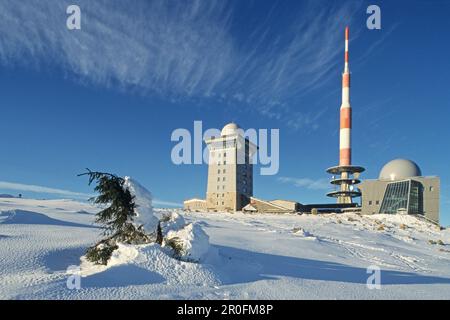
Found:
<box><xmin>79</xmin><ymin>169</ymin><xmax>152</xmax><ymax>265</ymax></box>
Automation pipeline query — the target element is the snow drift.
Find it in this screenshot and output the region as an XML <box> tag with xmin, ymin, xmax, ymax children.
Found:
<box><xmin>160</xmin><ymin>211</ymin><xmax>186</xmax><ymax>236</ymax></box>
<box><xmin>1</xmin><ymin>197</ymin><xmax>450</xmax><ymax>299</ymax></box>
<box><xmin>76</xmin><ymin>177</ymin><xmax>212</xmax><ymax>279</ymax></box>
<box><xmin>161</xmin><ymin>211</ymin><xmax>211</xmax><ymax>262</ymax></box>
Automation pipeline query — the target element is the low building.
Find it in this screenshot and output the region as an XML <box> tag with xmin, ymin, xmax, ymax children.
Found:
<box><xmin>183</xmin><ymin>198</ymin><xmax>207</xmax><ymax>212</ymax></box>
<box><xmin>299</xmin><ymin>203</ymin><xmax>358</xmax><ymax>214</ymax></box>
<box><xmin>269</xmin><ymin>199</ymin><xmax>301</xmax><ymax>212</ymax></box>
<box><xmin>242</xmin><ymin>197</ymin><xmax>300</xmax><ymax>214</ymax></box>
<box><xmin>359</xmin><ymin>159</ymin><xmax>440</xmax><ymax>224</ymax></box>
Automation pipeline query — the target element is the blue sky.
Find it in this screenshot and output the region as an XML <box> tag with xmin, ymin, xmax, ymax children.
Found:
<box><xmin>0</xmin><ymin>0</ymin><xmax>449</xmax><ymax>224</ymax></box>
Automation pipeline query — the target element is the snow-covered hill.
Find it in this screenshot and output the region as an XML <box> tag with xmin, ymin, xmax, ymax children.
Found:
<box><xmin>1</xmin><ymin>198</ymin><xmax>449</xmax><ymax>299</ymax></box>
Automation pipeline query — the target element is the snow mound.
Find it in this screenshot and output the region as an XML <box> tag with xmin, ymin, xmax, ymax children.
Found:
<box><xmin>160</xmin><ymin>211</ymin><xmax>186</xmax><ymax>236</ymax></box>
<box><xmin>0</xmin><ymin>209</ymin><xmax>93</xmax><ymax>228</ymax></box>
<box><xmin>137</xmin><ymin>244</ymin><xmax>219</xmax><ymax>286</ymax></box>
<box><xmin>292</xmin><ymin>227</ymin><xmax>316</xmax><ymax>240</ymax></box>
<box><xmin>158</xmin><ymin>211</ymin><xmax>212</xmax><ymax>263</ymax></box>
<box><xmin>0</xmin><ymin>194</ymin><xmax>15</xmax><ymax>198</ymax></box>
<box><xmin>78</xmin><ymin>243</ymin><xmax>140</xmax><ymax>277</ymax></box>
<box><xmin>73</xmin><ymin>243</ymin><xmax>219</xmax><ymax>287</ymax></box>
<box><xmin>166</xmin><ymin>222</ymin><xmax>211</xmax><ymax>262</ymax></box>
<box><xmin>123</xmin><ymin>177</ymin><xmax>159</xmax><ymax>234</ymax></box>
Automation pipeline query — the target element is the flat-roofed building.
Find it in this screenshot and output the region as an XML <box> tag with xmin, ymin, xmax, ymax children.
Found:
<box><xmin>242</xmin><ymin>197</ymin><xmax>300</xmax><ymax>214</ymax></box>
<box><xmin>183</xmin><ymin>198</ymin><xmax>207</xmax><ymax>212</ymax></box>
<box><xmin>359</xmin><ymin>159</ymin><xmax>440</xmax><ymax>224</ymax></box>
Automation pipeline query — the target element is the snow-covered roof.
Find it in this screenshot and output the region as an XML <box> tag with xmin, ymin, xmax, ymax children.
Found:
<box><xmin>184</xmin><ymin>198</ymin><xmax>206</xmax><ymax>203</ymax></box>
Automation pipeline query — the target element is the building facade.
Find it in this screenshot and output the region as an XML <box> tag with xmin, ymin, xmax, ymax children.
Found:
<box><xmin>359</xmin><ymin>159</ymin><xmax>440</xmax><ymax>224</ymax></box>
<box><xmin>183</xmin><ymin>198</ymin><xmax>207</xmax><ymax>212</ymax></box>
<box><xmin>183</xmin><ymin>123</ymin><xmax>258</xmax><ymax>212</ymax></box>
<box><xmin>204</xmin><ymin>123</ymin><xmax>257</xmax><ymax>211</ymax></box>
<box><xmin>242</xmin><ymin>198</ymin><xmax>300</xmax><ymax>214</ymax></box>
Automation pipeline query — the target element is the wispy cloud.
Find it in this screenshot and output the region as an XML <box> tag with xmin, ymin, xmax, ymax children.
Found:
<box><xmin>0</xmin><ymin>180</ymin><xmax>182</xmax><ymax>207</ymax></box>
<box><xmin>0</xmin><ymin>181</ymin><xmax>92</xmax><ymax>198</ymax></box>
<box><xmin>277</xmin><ymin>176</ymin><xmax>329</xmax><ymax>190</ymax></box>
<box><xmin>0</xmin><ymin>0</ymin><xmax>374</xmax><ymax>130</ymax></box>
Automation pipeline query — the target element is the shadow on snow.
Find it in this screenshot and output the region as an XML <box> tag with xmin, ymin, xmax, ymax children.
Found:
<box><xmin>212</xmin><ymin>245</ymin><xmax>450</xmax><ymax>286</ymax></box>
<box><xmin>0</xmin><ymin>210</ymin><xmax>98</xmax><ymax>229</ymax></box>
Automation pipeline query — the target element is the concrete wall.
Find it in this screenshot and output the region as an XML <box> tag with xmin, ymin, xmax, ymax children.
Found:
<box><xmin>359</xmin><ymin>180</ymin><xmax>388</xmax><ymax>215</ymax></box>
<box><xmin>420</xmin><ymin>177</ymin><xmax>440</xmax><ymax>223</ymax></box>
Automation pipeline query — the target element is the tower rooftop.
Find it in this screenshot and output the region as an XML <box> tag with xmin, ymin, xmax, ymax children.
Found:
<box><xmin>221</xmin><ymin>123</ymin><xmax>240</xmax><ymax>136</ymax></box>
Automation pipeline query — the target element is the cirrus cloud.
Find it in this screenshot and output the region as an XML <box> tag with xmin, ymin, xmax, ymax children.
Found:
<box><xmin>0</xmin><ymin>0</ymin><xmax>377</xmax><ymax>130</ymax></box>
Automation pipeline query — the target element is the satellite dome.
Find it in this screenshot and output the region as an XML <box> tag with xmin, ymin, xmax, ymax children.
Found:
<box><xmin>379</xmin><ymin>159</ymin><xmax>422</xmax><ymax>181</ymax></box>
<box><xmin>221</xmin><ymin>122</ymin><xmax>240</xmax><ymax>136</ymax></box>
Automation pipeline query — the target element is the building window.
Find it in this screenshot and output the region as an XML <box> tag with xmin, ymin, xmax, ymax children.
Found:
<box><xmin>218</xmin><ymin>169</ymin><xmax>221</xmax><ymax>174</ymax></box>
<box><xmin>369</xmin><ymin>201</ymin><xmax>372</xmax><ymax>205</ymax></box>
<box><xmin>430</xmin><ymin>186</ymin><xmax>434</xmax><ymax>192</ymax></box>
<box><xmin>217</xmin><ymin>186</ymin><xmax>219</xmax><ymax>190</ymax></box>
<box><xmin>224</xmin><ymin>152</ymin><xmax>227</xmax><ymax>157</ymax></box>
<box><xmin>222</xmin><ymin>201</ymin><xmax>224</xmax><ymax>205</ymax></box>
<box><xmin>223</xmin><ymin>177</ymin><xmax>226</xmax><ymax>181</ymax></box>
<box><xmin>217</xmin><ymin>177</ymin><xmax>220</xmax><ymax>181</ymax></box>
<box><xmin>376</xmin><ymin>200</ymin><xmax>379</xmax><ymax>205</ymax></box>
<box><xmin>223</xmin><ymin>161</ymin><xmax>226</xmax><ymax>165</ymax></box>
<box><xmin>218</xmin><ymin>161</ymin><xmax>221</xmax><ymax>166</ymax></box>
<box><xmin>222</xmin><ymin>194</ymin><xmax>224</xmax><ymax>197</ymax></box>
<box><xmin>379</xmin><ymin>180</ymin><xmax>422</xmax><ymax>215</ymax></box>
<box><xmin>222</xmin><ymin>185</ymin><xmax>225</xmax><ymax>190</ymax></box>
<box><xmin>223</xmin><ymin>169</ymin><xmax>226</xmax><ymax>174</ymax></box>
<box><xmin>217</xmin><ymin>194</ymin><xmax>219</xmax><ymax>198</ymax></box>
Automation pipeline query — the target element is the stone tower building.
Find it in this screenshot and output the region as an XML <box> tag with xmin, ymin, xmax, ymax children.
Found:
<box><xmin>204</xmin><ymin>123</ymin><xmax>257</xmax><ymax>211</ymax></box>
